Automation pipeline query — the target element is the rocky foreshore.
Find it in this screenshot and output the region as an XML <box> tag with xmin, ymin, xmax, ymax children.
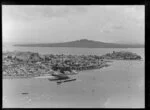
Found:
<box><xmin>100</xmin><ymin>51</ymin><xmax>142</xmax><ymax>60</ymax></box>
<box><xmin>3</xmin><ymin>51</ymin><xmax>142</xmax><ymax>78</ymax></box>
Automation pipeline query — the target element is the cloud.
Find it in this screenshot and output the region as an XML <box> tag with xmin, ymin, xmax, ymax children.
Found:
<box><xmin>100</xmin><ymin>23</ymin><xmax>125</xmax><ymax>33</ymax></box>
<box><xmin>2</xmin><ymin>5</ymin><xmax>88</xmax><ymax>21</ymax></box>
<box><xmin>113</xmin><ymin>25</ymin><xmax>125</xmax><ymax>30</ymax></box>
<box><xmin>2</xmin><ymin>5</ymin><xmax>144</xmax><ymax>44</ymax></box>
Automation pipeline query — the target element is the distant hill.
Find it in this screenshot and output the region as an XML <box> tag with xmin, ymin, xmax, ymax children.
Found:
<box><xmin>14</xmin><ymin>39</ymin><xmax>144</xmax><ymax>48</ymax></box>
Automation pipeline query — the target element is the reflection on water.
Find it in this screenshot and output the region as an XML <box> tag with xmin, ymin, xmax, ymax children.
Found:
<box><xmin>3</xmin><ymin>46</ymin><xmax>144</xmax><ymax>108</ymax></box>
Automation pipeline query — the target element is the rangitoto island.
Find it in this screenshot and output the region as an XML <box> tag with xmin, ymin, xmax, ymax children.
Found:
<box><xmin>3</xmin><ymin>51</ymin><xmax>142</xmax><ymax>79</ymax></box>
<box><xmin>14</xmin><ymin>39</ymin><xmax>144</xmax><ymax>48</ymax></box>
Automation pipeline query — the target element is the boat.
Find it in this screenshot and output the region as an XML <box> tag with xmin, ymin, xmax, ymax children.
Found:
<box><xmin>49</xmin><ymin>55</ymin><xmax>78</xmax><ymax>83</ymax></box>
<box><xmin>57</xmin><ymin>78</ymin><xmax>76</xmax><ymax>84</ymax></box>
<box><xmin>48</xmin><ymin>71</ymin><xmax>69</xmax><ymax>81</ymax></box>
<box><xmin>62</xmin><ymin>78</ymin><xmax>76</xmax><ymax>82</ymax></box>
<box><xmin>21</xmin><ymin>92</ymin><xmax>29</xmax><ymax>95</ymax></box>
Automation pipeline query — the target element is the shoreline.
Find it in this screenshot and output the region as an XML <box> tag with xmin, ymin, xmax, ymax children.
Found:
<box><xmin>2</xmin><ymin>58</ymin><xmax>143</xmax><ymax>80</ymax></box>
<box><xmin>3</xmin><ymin>51</ymin><xmax>142</xmax><ymax>80</ymax></box>
<box><xmin>3</xmin><ymin>64</ymin><xmax>110</xmax><ymax>79</ymax></box>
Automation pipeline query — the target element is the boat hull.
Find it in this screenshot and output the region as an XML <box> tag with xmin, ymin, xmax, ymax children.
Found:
<box><xmin>57</xmin><ymin>78</ymin><xmax>76</xmax><ymax>83</ymax></box>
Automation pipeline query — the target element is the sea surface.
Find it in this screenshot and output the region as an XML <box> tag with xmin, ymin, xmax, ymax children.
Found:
<box><xmin>3</xmin><ymin>44</ymin><xmax>145</xmax><ymax>108</ymax></box>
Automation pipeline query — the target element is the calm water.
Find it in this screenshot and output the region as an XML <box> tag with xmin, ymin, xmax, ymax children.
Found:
<box><xmin>3</xmin><ymin>45</ymin><xmax>145</xmax><ymax>108</ymax></box>
<box><xmin>3</xmin><ymin>43</ymin><xmax>145</xmax><ymax>57</ymax></box>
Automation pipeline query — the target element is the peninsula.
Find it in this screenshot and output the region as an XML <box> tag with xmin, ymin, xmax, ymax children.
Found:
<box><xmin>100</xmin><ymin>51</ymin><xmax>142</xmax><ymax>60</ymax></box>
<box><xmin>14</xmin><ymin>39</ymin><xmax>144</xmax><ymax>48</ymax></box>
<box><xmin>3</xmin><ymin>51</ymin><xmax>142</xmax><ymax>79</ymax></box>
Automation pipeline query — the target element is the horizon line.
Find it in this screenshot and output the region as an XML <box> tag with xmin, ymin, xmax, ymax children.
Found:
<box><xmin>3</xmin><ymin>39</ymin><xmax>144</xmax><ymax>45</ymax></box>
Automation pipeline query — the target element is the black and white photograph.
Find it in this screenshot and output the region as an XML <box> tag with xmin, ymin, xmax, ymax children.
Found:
<box><xmin>2</xmin><ymin>5</ymin><xmax>145</xmax><ymax>108</ymax></box>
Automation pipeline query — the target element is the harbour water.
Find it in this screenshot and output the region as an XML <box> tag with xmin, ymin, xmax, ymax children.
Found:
<box><xmin>3</xmin><ymin>45</ymin><xmax>145</xmax><ymax>108</ymax></box>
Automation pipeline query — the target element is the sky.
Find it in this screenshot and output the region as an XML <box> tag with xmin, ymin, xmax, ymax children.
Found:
<box><xmin>2</xmin><ymin>5</ymin><xmax>144</xmax><ymax>44</ymax></box>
